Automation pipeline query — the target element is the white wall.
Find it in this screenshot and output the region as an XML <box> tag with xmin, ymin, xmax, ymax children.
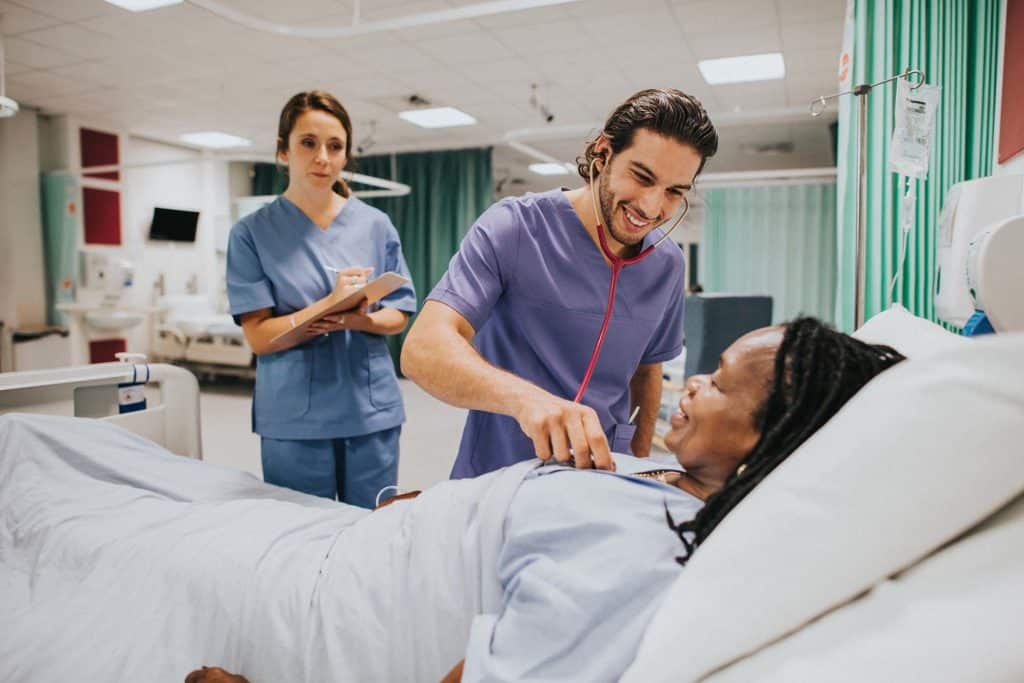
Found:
<box><xmin>120</xmin><ymin>137</ymin><xmax>235</xmax><ymax>353</ymax></box>
<box><xmin>0</xmin><ymin>109</ymin><xmax>46</xmax><ymax>332</ymax></box>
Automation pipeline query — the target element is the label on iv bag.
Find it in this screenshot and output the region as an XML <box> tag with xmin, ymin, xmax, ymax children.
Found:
<box><xmin>889</xmin><ymin>79</ymin><xmax>941</xmax><ymax>179</ymax></box>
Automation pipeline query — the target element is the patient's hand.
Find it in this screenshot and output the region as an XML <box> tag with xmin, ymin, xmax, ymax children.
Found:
<box><xmin>184</xmin><ymin>666</ymin><xmax>250</xmax><ymax>683</ymax></box>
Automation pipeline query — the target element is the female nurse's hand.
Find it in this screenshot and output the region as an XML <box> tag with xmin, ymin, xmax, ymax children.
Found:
<box><xmin>330</xmin><ymin>266</ymin><xmax>373</xmax><ymax>299</ymax></box>
<box><xmin>513</xmin><ymin>392</ymin><xmax>615</xmax><ymax>471</ymax></box>
<box><xmin>305</xmin><ymin>300</ymin><xmax>369</xmax><ymax>336</ymax></box>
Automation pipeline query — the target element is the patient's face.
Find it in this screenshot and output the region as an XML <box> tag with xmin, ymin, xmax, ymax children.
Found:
<box><xmin>664</xmin><ymin>327</ymin><xmax>782</xmax><ymax>484</ymax></box>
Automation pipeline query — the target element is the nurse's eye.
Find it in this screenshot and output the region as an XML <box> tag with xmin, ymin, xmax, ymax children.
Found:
<box><xmin>330</xmin><ymin>142</ymin><xmax>344</xmax><ymax>152</ymax></box>
<box><xmin>301</xmin><ymin>138</ymin><xmax>316</xmax><ymax>148</ymax></box>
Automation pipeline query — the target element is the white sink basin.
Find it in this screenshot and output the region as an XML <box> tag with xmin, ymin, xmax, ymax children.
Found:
<box><xmin>85</xmin><ymin>310</ymin><xmax>145</xmax><ymax>332</ymax></box>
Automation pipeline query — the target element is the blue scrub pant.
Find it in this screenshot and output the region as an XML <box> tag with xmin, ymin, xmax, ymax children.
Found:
<box><xmin>260</xmin><ymin>427</ymin><xmax>400</xmax><ymax>509</ymax></box>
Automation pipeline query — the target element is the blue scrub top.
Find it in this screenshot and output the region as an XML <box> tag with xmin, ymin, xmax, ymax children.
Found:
<box><xmin>462</xmin><ymin>466</ymin><xmax>702</xmax><ymax>681</ymax></box>
<box><xmin>226</xmin><ymin>196</ymin><xmax>417</xmax><ymax>440</ymax></box>
<box><xmin>429</xmin><ymin>189</ymin><xmax>686</xmax><ymax>478</ymax></box>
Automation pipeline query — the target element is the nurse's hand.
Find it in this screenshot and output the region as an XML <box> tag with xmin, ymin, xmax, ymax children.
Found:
<box><xmin>331</xmin><ymin>266</ymin><xmax>373</xmax><ymax>296</ymax></box>
<box><xmin>514</xmin><ymin>394</ymin><xmax>614</xmax><ymax>471</ymax></box>
<box><xmin>306</xmin><ymin>300</ymin><xmax>369</xmax><ymax>335</ymax></box>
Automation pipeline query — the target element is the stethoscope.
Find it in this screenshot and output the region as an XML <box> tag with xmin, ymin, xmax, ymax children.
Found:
<box><xmin>573</xmin><ymin>155</ymin><xmax>689</xmax><ymax>403</ymax></box>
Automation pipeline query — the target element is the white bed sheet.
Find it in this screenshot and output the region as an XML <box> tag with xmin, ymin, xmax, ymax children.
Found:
<box><xmin>0</xmin><ymin>414</ymin><xmax>530</xmax><ymax>683</ymax></box>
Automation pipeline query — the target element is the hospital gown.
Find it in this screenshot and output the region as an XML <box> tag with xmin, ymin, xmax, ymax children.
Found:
<box><xmin>464</xmin><ymin>465</ymin><xmax>703</xmax><ymax>682</ymax></box>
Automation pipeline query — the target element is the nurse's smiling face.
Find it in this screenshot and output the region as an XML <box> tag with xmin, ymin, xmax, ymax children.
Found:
<box><xmin>594</xmin><ymin>129</ymin><xmax>702</xmax><ymax>250</ymax></box>
<box><xmin>278</xmin><ymin>109</ymin><xmax>349</xmax><ymax>193</ymax></box>
<box><xmin>664</xmin><ymin>327</ymin><xmax>783</xmax><ymax>486</ymax></box>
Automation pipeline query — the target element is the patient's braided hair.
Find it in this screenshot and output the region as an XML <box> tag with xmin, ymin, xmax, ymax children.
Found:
<box><xmin>667</xmin><ymin>317</ymin><xmax>905</xmax><ymax>565</ymax></box>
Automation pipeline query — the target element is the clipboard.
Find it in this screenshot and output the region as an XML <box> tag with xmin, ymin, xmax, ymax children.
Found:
<box><xmin>270</xmin><ymin>271</ymin><xmax>409</xmax><ymax>348</ymax></box>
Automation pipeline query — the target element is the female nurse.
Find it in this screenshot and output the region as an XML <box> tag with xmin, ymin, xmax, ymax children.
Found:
<box><xmin>226</xmin><ymin>90</ymin><xmax>417</xmax><ymax>508</ymax></box>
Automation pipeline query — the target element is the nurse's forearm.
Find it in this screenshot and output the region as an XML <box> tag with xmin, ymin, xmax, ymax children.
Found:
<box><xmin>401</xmin><ymin>302</ymin><xmax>549</xmax><ymax>415</ymax></box>
<box><xmin>239</xmin><ymin>307</ymin><xmax>310</xmax><ymax>355</ymax></box>
<box><xmin>629</xmin><ymin>363</ymin><xmax>662</xmax><ymax>457</ymax></box>
<box><xmin>358</xmin><ymin>308</ymin><xmax>409</xmax><ymax>336</ymax></box>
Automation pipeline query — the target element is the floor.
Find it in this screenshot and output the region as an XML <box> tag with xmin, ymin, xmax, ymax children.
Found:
<box><xmin>198</xmin><ymin>377</ymin><xmax>467</xmax><ymax>492</ymax></box>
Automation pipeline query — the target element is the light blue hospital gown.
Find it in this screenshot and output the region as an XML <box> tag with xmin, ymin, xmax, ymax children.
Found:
<box><xmin>462</xmin><ymin>467</ymin><xmax>704</xmax><ymax>682</ymax></box>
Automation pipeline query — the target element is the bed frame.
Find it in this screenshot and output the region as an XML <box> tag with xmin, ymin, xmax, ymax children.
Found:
<box><xmin>0</xmin><ymin>361</ymin><xmax>202</xmax><ymax>459</ymax></box>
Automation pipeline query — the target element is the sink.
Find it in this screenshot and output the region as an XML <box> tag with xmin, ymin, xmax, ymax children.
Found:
<box><xmin>85</xmin><ymin>310</ymin><xmax>145</xmax><ymax>332</ymax></box>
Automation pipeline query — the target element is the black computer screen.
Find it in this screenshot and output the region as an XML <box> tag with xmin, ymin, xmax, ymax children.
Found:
<box><xmin>149</xmin><ymin>207</ymin><xmax>199</xmax><ymax>242</ymax></box>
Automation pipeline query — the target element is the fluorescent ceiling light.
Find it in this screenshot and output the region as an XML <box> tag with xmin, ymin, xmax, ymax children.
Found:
<box><xmin>398</xmin><ymin>107</ymin><xmax>477</xmax><ymax>129</ymax></box>
<box><xmin>105</xmin><ymin>0</ymin><xmax>183</xmax><ymax>10</ymax></box>
<box><xmin>698</xmin><ymin>53</ymin><xmax>785</xmax><ymax>85</ymax></box>
<box><xmin>528</xmin><ymin>163</ymin><xmax>572</xmax><ymax>176</ymax></box>
<box><xmin>180</xmin><ymin>131</ymin><xmax>251</xmax><ymax>149</ymax></box>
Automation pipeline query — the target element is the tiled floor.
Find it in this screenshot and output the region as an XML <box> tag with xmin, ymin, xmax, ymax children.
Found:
<box><xmin>198</xmin><ymin>378</ymin><xmax>466</xmax><ymax>492</ymax></box>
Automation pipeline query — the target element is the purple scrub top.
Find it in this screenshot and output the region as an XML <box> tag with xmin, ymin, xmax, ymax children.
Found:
<box><xmin>429</xmin><ymin>189</ymin><xmax>685</xmax><ymax>478</ymax></box>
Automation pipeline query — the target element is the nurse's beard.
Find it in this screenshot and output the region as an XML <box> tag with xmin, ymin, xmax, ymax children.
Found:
<box><xmin>598</xmin><ymin>174</ymin><xmax>647</xmax><ymax>248</ymax></box>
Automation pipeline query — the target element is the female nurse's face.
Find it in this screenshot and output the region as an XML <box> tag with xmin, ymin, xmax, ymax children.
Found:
<box><xmin>279</xmin><ymin>109</ymin><xmax>348</xmax><ymax>193</ymax></box>
<box><xmin>663</xmin><ymin>327</ymin><xmax>782</xmax><ymax>484</ymax></box>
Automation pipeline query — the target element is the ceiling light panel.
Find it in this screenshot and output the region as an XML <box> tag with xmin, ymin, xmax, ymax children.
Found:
<box><xmin>398</xmin><ymin>107</ymin><xmax>477</xmax><ymax>129</ymax></box>
<box><xmin>698</xmin><ymin>53</ymin><xmax>786</xmax><ymax>85</ymax></box>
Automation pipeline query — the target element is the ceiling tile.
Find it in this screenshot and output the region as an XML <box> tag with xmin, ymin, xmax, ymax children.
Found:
<box><xmin>781</xmin><ymin>20</ymin><xmax>843</xmax><ymax>51</ymax></box>
<box><xmin>4</xmin><ymin>35</ymin><xmax>81</xmax><ymax>69</ymax></box>
<box><xmin>777</xmin><ymin>0</ymin><xmax>847</xmax><ymax>25</ymax></box>
<box><xmin>417</xmin><ymin>32</ymin><xmax>513</xmax><ymax>64</ymax></box>
<box><xmin>18</xmin><ymin>23</ymin><xmax>131</xmax><ymax>60</ymax></box>
<box><xmin>7</xmin><ymin>0</ymin><xmax>121</xmax><ymax>22</ymax></box>
<box><xmin>685</xmin><ymin>30</ymin><xmax>782</xmax><ymax>61</ymax></box>
<box><xmin>671</xmin><ymin>0</ymin><xmax>778</xmax><ymax>34</ymax></box>
<box><xmin>0</xmin><ymin>1</ymin><xmax>63</xmax><ymax>34</ymax></box>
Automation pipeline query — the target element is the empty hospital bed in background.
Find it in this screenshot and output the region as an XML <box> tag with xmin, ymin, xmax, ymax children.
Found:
<box><xmin>151</xmin><ymin>294</ymin><xmax>254</xmax><ymax>379</ymax></box>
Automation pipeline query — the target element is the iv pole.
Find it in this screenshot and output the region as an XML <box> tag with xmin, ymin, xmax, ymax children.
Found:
<box><xmin>811</xmin><ymin>68</ymin><xmax>925</xmax><ymax>329</ymax></box>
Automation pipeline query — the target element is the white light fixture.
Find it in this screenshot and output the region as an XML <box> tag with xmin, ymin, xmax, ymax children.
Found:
<box><xmin>104</xmin><ymin>0</ymin><xmax>183</xmax><ymax>11</ymax></box>
<box><xmin>398</xmin><ymin>107</ymin><xmax>477</xmax><ymax>129</ymax></box>
<box><xmin>698</xmin><ymin>53</ymin><xmax>785</xmax><ymax>85</ymax></box>
<box><xmin>528</xmin><ymin>162</ymin><xmax>572</xmax><ymax>176</ymax></box>
<box><xmin>180</xmin><ymin>131</ymin><xmax>251</xmax><ymax>149</ymax></box>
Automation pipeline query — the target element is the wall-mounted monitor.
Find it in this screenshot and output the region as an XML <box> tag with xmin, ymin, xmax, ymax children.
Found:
<box><xmin>149</xmin><ymin>207</ymin><xmax>199</xmax><ymax>242</ymax></box>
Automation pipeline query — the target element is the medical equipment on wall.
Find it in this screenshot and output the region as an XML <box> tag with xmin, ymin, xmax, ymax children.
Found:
<box><xmin>574</xmin><ymin>156</ymin><xmax>689</xmax><ymax>403</ymax></box>
<box><xmin>81</xmin><ymin>252</ymin><xmax>135</xmax><ymax>305</ymax></box>
<box><xmin>115</xmin><ymin>352</ymin><xmax>149</xmax><ymax>414</ymax></box>
<box><xmin>811</xmin><ymin>68</ymin><xmax>927</xmax><ymax>328</ymax></box>
<box><xmin>935</xmin><ymin>175</ymin><xmax>1024</xmax><ymax>332</ymax></box>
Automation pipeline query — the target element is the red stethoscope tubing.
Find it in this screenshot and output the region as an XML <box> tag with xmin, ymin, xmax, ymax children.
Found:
<box><xmin>573</xmin><ymin>167</ymin><xmax>689</xmax><ymax>404</ymax></box>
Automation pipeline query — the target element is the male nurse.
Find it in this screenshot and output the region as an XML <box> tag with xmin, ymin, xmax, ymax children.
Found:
<box><xmin>402</xmin><ymin>89</ymin><xmax>719</xmax><ymax>477</ymax></box>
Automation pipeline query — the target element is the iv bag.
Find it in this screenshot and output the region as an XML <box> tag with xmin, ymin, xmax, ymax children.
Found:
<box><xmin>889</xmin><ymin>79</ymin><xmax>940</xmax><ymax>179</ymax></box>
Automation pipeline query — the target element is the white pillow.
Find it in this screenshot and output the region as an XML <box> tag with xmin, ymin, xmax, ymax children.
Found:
<box><xmin>852</xmin><ymin>304</ymin><xmax>967</xmax><ymax>358</ymax></box>
<box><xmin>622</xmin><ymin>332</ymin><xmax>1024</xmax><ymax>683</ymax></box>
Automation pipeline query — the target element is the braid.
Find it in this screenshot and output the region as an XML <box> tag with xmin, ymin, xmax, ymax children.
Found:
<box><xmin>668</xmin><ymin>317</ymin><xmax>905</xmax><ymax>566</ymax></box>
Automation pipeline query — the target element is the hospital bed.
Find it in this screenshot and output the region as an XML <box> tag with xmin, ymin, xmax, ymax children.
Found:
<box><xmin>151</xmin><ymin>294</ymin><xmax>254</xmax><ymax>378</ymax></box>
<box><xmin>1</xmin><ymin>305</ymin><xmax>1022</xmax><ymax>682</ymax></box>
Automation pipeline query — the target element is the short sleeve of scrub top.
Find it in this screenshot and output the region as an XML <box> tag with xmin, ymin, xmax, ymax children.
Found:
<box><xmin>226</xmin><ymin>220</ymin><xmax>276</xmax><ymax>324</ymax></box>
<box><xmin>639</xmin><ymin>261</ymin><xmax>686</xmax><ymax>364</ymax></box>
<box><xmin>461</xmin><ymin>468</ymin><xmax>703</xmax><ymax>682</ymax></box>
<box><xmin>429</xmin><ymin>199</ymin><xmax>520</xmax><ymax>332</ymax></box>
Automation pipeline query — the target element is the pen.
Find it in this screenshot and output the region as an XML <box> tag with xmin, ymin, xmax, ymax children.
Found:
<box><xmin>628</xmin><ymin>405</ymin><xmax>640</xmax><ymax>425</ymax></box>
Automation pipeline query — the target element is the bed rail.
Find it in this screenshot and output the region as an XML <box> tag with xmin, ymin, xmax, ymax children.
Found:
<box><xmin>0</xmin><ymin>362</ymin><xmax>202</xmax><ymax>459</ymax></box>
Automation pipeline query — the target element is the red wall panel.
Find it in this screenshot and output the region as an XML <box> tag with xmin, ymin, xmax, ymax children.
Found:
<box><xmin>83</xmin><ymin>187</ymin><xmax>122</xmax><ymax>245</ymax></box>
<box><xmin>80</xmin><ymin>127</ymin><xmax>120</xmax><ymax>180</ymax></box>
<box><xmin>999</xmin><ymin>0</ymin><xmax>1024</xmax><ymax>163</ymax></box>
<box><xmin>89</xmin><ymin>339</ymin><xmax>126</xmax><ymax>363</ymax></box>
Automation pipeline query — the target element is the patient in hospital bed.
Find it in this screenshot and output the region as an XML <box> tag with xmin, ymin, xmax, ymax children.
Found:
<box><xmin>0</xmin><ymin>318</ymin><xmax>902</xmax><ymax>683</ymax></box>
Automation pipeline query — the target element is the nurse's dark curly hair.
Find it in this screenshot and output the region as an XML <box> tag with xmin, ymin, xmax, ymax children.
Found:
<box><xmin>577</xmin><ymin>88</ymin><xmax>719</xmax><ymax>181</ymax></box>
<box><xmin>277</xmin><ymin>90</ymin><xmax>353</xmax><ymax>197</ymax></box>
<box><xmin>666</xmin><ymin>317</ymin><xmax>905</xmax><ymax>565</ymax></box>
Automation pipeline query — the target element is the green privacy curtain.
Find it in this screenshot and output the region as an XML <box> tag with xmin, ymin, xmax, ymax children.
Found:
<box><xmin>703</xmin><ymin>183</ymin><xmax>837</xmax><ymax>325</ymax></box>
<box><xmin>354</xmin><ymin>148</ymin><xmax>493</xmax><ymax>367</ymax></box>
<box><xmin>835</xmin><ymin>0</ymin><xmax>1000</xmax><ymax>331</ymax></box>
<box><xmin>40</xmin><ymin>173</ymin><xmax>80</xmax><ymax>326</ymax></box>
<box><xmin>252</xmin><ymin>163</ymin><xmax>287</xmax><ymax>196</ymax></box>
